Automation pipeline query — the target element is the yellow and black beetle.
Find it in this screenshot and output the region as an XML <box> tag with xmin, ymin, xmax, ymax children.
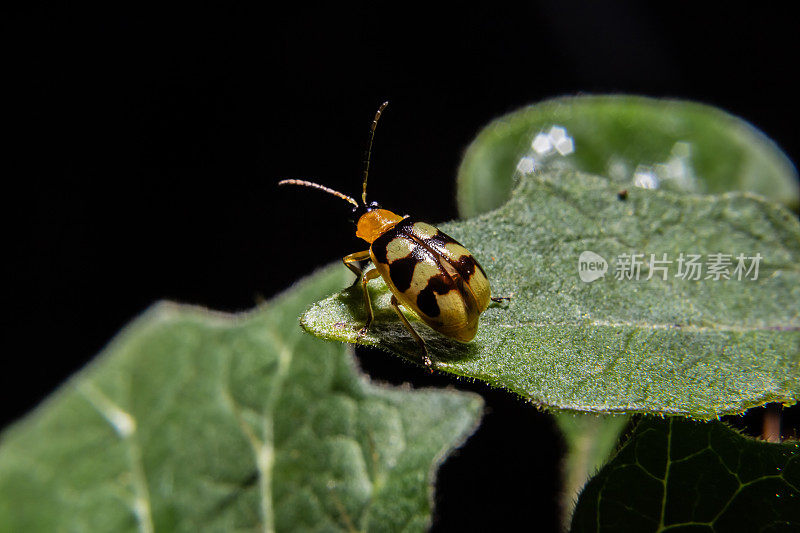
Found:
<box><xmin>280</xmin><ymin>102</ymin><xmax>503</xmax><ymax>367</ymax></box>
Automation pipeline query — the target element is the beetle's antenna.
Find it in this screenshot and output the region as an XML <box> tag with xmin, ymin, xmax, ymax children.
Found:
<box><xmin>362</xmin><ymin>101</ymin><xmax>389</xmax><ymax>206</ymax></box>
<box><xmin>278</xmin><ymin>179</ymin><xmax>359</xmax><ymax>207</ymax></box>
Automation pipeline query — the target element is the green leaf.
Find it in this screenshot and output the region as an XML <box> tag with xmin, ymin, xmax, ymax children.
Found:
<box><xmin>457</xmin><ymin>96</ymin><xmax>799</xmax><ymax>218</ymax></box>
<box><xmin>455</xmin><ymin>97</ymin><xmax>799</xmax><ymax>529</ymax></box>
<box><xmin>0</xmin><ymin>266</ymin><xmax>483</xmax><ymax>532</ymax></box>
<box><xmin>301</xmin><ymin>170</ymin><xmax>800</xmax><ymax>419</ymax></box>
<box><xmin>570</xmin><ymin>417</ymin><xmax>800</xmax><ymax>532</ymax></box>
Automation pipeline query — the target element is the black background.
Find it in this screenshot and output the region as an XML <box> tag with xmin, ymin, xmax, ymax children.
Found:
<box><xmin>3</xmin><ymin>3</ymin><xmax>799</xmax><ymax>531</ymax></box>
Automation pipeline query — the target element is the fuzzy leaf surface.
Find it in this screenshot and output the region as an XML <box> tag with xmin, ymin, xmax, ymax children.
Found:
<box><xmin>302</xmin><ymin>171</ymin><xmax>800</xmax><ymax>419</ymax></box>
<box><xmin>455</xmin><ymin>96</ymin><xmax>799</xmax><ymax>528</ymax></box>
<box><xmin>0</xmin><ymin>267</ymin><xmax>483</xmax><ymax>532</ymax></box>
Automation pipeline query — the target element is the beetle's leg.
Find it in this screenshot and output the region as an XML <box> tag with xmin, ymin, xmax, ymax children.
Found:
<box><xmin>343</xmin><ymin>249</ymin><xmax>372</xmax><ymax>287</ymax></box>
<box><xmin>389</xmin><ymin>295</ymin><xmax>432</xmax><ymax>369</ymax></box>
<box><xmin>491</xmin><ymin>296</ymin><xmax>511</xmax><ymax>302</ymax></box>
<box><xmin>357</xmin><ymin>268</ymin><xmax>382</xmax><ymax>335</ymax></box>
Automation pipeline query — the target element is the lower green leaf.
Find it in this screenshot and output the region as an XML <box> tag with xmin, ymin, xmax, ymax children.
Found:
<box><xmin>0</xmin><ymin>266</ymin><xmax>483</xmax><ymax>532</ymax></box>
<box><xmin>570</xmin><ymin>417</ymin><xmax>800</xmax><ymax>532</ymax></box>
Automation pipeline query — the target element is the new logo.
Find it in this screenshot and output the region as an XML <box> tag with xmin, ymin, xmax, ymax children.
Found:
<box><xmin>578</xmin><ymin>251</ymin><xmax>608</xmax><ymax>283</ymax></box>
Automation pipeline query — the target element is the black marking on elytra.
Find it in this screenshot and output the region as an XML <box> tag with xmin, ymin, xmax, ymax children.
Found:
<box><xmin>416</xmin><ymin>274</ymin><xmax>454</xmax><ymax>318</ymax></box>
<box><xmin>370</xmin><ymin>228</ymin><xmax>399</xmax><ymax>265</ymax></box>
<box><xmin>453</xmin><ymin>254</ymin><xmax>476</xmax><ymax>278</ymax></box>
<box><xmin>416</xmin><ymin>288</ymin><xmax>439</xmax><ymax>318</ymax></box>
<box><xmin>389</xmin><ymin>255</ymin><xmax>418</xmax><ymax>292</ymax></box>
<box><xmin>444</xmin><ymin>252</ymin><xmax>487</xmax><ymax>282</ymax></box>
<box><xmin>430</xmin><ymin>230</ymin><xmax>458</xmax><ymax>245</ymax></box>
<box><xmin>401</xmin><ymin>220</ymin><xmax>488</xmax><ymax>287</ymax></box>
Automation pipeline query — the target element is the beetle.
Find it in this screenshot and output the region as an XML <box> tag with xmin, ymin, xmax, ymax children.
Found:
<box><xmin>279</xmin><ymin>102</ymin><xmax>503</xmax><ymax>367</ymax></box>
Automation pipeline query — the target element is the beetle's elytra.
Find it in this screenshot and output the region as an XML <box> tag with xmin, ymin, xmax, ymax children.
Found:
<box><xmin>370</xmin><ymin>218</ymin><xmax>491</xmax><ymax>342</ymax></box>
<box><xmin>279</xmin><ymin>102</ymin><xmax>501</xmax><ymax>367</ymax></box>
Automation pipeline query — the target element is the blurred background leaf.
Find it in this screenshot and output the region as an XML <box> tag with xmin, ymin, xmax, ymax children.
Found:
<box><xmin>0</xmin><ymin>267</ymin><xmax>483</xmax><ymax>532</ymax></box>
<box><xmin>457</xmin><ymin>96</ymin><xmax>799</xmax><ymax>218</ymax></box>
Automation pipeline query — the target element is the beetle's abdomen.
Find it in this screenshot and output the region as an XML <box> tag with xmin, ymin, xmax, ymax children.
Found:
<box><xmin>370</xmin><ymin>218</ymin><xmax>490</xmax><ymax>342</ymax></box>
